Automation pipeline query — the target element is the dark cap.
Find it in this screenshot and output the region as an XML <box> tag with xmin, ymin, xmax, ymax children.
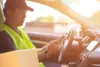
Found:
<box><xmin>4</xmin><ymin>0</ymin><xmax>34</xmax><ymax>11</ymax></box>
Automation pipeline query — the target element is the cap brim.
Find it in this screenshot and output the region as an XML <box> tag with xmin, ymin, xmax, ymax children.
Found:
<box><xmin>27</xmin><ymin>6</ymin><xmax>34</xmax><ymax>11</ymax></box>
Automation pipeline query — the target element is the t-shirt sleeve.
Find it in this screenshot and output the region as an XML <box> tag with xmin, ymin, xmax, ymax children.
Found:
<box><xmin>0</xmin><ymin>31</ymin><xmax>16</xmax><ymax>53</ymax></box>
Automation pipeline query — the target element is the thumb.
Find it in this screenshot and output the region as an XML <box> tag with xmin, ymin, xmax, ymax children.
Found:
<box><xmin>56</xmin><ymin>36</ymin><xmax>66</xmax><ymax>44</ymax></box>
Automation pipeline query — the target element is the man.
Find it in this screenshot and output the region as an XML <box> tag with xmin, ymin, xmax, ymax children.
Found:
<box><xmin>0</xmin><ymin>0</ymin><xmax>64</xmax><ymax>67</ymax></box>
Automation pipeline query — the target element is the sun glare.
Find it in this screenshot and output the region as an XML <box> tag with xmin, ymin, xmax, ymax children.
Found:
<box><xmin>25</xmin><ymin>1</ymin><xmax>62</xmax><ymax>22</ymax></box>
<box><xmin>25</xmin><ymin>0</ymin><xmax>100</xmax><ymax>22</ymax></box>
<box><xmin>70</xmin><ymin>0</ymin><xmax>100</xmax><ymax>17</ymax></box>
<box><xmin>25</xmin><ymin>1</ymin><xmax>75</xmax><ymax>23</ymax></box>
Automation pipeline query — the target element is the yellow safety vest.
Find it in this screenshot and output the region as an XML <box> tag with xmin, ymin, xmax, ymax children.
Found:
<box><xmin>2</xmin><ymin>24</ymin><xmax>45</xmax><ymax>67</ymax></box>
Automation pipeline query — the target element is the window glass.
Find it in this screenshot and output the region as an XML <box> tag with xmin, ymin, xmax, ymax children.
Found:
<box><xmin>25</xmin><ymin>1</ymin><xmax>76</xmax><ymax>24</ymax></box>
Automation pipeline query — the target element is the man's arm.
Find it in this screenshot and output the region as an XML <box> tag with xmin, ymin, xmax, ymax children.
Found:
<box><xmin>0</xmin><ymin>31</ymin><xmax>16</xmax><ymax>53</ymax></box>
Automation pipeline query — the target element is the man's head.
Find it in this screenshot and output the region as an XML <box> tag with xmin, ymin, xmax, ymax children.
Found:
<box><xmin>3</xmin><ymin>0</ymin><xmax>34</xmax><ymax>26</ymax></box>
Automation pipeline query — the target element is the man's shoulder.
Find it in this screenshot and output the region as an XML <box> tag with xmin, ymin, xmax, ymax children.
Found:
<box><xmin>0</xmin><ymin>30</ymin><xmax>14</xmax><ymax>43</ymax></box>
<box><xmin>0</xmin><ymin>30</ymin><xmax>11</xmax><ymax>39</ymax></box>
<box><xmin>0</xmin><ymin>31</ymin><xmax>16</xmax><ymax>53</ymax></box>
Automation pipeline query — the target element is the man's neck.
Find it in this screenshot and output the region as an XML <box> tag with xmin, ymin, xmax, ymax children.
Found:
<box><xmin>5</xmin><ymin>20</ymin><xmax>18</xmax><ymax>33</ymax></box>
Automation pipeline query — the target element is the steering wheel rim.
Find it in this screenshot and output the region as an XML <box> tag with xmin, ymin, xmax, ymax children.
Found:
<box><xmin>58</xmin><ymin>28</ymin><xmax>75</xmax><ymax>63</ymax></box>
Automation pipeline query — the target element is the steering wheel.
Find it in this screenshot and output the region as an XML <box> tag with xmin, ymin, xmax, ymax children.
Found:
<box><xmin>45</xmin><ymin>26</ymin><xmax>83</xmax><ymax>63</ymax></box>
<box><xmin>58</xmin><ymin>27</ymin><xmax>75</xmax><ymax>63</ymax></box>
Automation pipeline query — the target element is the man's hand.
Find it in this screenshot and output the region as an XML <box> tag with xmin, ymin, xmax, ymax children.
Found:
<box><xmin>38</xmin><ymin>36</ymin><xmax>65</xmax><ymax>62</ymax></box>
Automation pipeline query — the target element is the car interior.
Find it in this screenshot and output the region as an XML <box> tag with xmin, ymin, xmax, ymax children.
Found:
<box><xmin>0</xmin><ymin>0</ymin><xmax>100</xmax><ymax>67</ymax></box>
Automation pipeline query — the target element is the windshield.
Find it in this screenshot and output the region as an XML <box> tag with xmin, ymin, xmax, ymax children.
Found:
<box><xmin>25</xmin><ymin>0</ymin><xmax>100</xmax><ymax>29</ymax></box>
<box><xmin>1</xmin><ymin>0</ymin><xmax>100</xmax><ymax>34</ymax></box>
<box><xmin>25</xmin><ymin>1</ymin><xmax>76</xmax><ymax>24</ymax></box>
<box><xmin>61</xmin><ymin>0</ymin><xmax>100</xmax><ymax>28</ymax></box>
<box><xmin>24</xmin><ymin>1</ymin><xmax>80</xmax><ymax>33</ymax></box>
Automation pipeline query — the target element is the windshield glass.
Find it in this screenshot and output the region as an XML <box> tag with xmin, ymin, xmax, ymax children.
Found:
<box><xmin>1</xmin><ymin>0</ymin><xmax>99</xmax><ymax>34</ymax></box>
<box><xmin>2</xmin><ymin>0</ymin><xmax>100</xmax><ymax>28</ymax></box>
<box><xmin>61</xmin><ymin>0</ymin><xmax>100</xmax><ymax>28</ymax></box>
<box><xmin>25</xmin><ymin>1</ymin><xmax>76</xmax><ymax>24</ymax></box>
<box><xmin>24</xmin><ymin>1</ymin><xmax>80</xmax><ymax>33</ymax></box>
<box><xmin>25</xmin><ymin>0</ymin><xmax>100</xmax><ymax>29</ymax></box>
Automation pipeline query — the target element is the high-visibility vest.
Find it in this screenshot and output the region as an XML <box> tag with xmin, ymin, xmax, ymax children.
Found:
<box><xmin>2</xmin><ymin>24</ymin><xmax>45</xmax><ymax>67</ymax></box>
<box><xmin>4</xmin><ymin>24</ymin><xmax>35</xmax><ymax>50</ymax></box>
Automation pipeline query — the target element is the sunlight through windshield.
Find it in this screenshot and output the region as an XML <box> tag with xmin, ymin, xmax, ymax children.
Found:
<box><xmin>25</xmin><ymin>1</ymin><xmax>75</xmax><ymax>23</ymax></box>
<box><xmin>61</xmin><ymin>0</ymin><xmax>100</xmax><ymax>17</ymax></box>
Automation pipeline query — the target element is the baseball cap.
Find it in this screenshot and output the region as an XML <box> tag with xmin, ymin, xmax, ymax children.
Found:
<box><xmin>4</xmin><ymin>0</ymin><xmax>34</xmax><ymax>11</ymax></box>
